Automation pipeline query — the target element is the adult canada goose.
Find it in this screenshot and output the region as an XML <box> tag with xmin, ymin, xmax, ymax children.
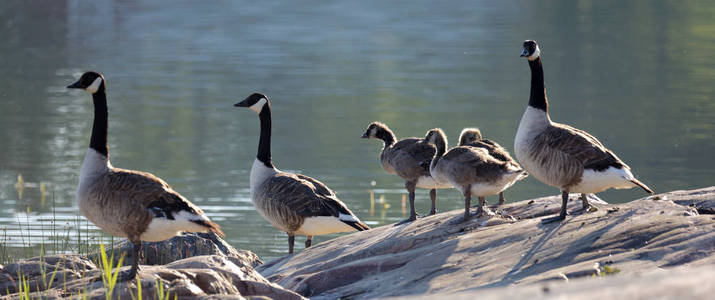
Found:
<box><xmin>458</xmin><ymin>128</ymin><xmax>525</xmax><ymax>205</ymax></box>
<box><xmin>361</xmin><ymin>122</ymin><xmax>451</xmax><ymax>223</ymax></box>
<box><xmin>515</xmin><ymin>40</ymin><xmax>654</xmax><ymax>223</ymax></box>
<box><xmin>427</xmin><ymin>129</ymin><xmax>528</xmax><ymax>221</ymax></box>
<box><xmin>67</xmin><ymin>71</ymin><xmax>224</xmax><ymax>280</ymax></box>
<box><xmin>236</xmin><ymin>93</ymin><xmax>370</xmax><ymax>253</ymax></box>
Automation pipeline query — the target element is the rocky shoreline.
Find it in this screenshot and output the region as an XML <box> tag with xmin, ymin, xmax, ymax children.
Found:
<box><xmin>1</xmin><ymin>187</ymin><xmax>713</xmax><ymax>299</ymax></box>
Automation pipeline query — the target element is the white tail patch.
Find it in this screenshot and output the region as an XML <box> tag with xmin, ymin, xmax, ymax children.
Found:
<box><xmin>140</xmin><ymin>210</ymin><xmax>209</xmax><ymax>242</ymax></box>
<box><xmin>571</xmin><ymin>167</ymin><xmax>637</xmax><ymax>194</ymax></box>
<box><xmin>296</xmin><ymin>216</ymin><xmax>358</xmax><ymax>236</ymax></box>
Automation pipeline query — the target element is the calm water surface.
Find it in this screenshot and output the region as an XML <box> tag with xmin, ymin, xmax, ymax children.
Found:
<box><xmin>1</xmin><ymin>0</ymin><xmax>714</xmax><ymax>260</ymax></box>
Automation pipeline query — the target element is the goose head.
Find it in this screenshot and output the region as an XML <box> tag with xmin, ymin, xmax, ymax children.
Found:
<box><xmin>67</xmin><ymin>71</ymin><xmax>105</xmax><ymax>94</ymax></box>
<box><xmin>361</xmin><ymin>122</ymin><xmax>390</xmax><ymax>139</ymax></box>
<box><xmin>458</xmin><ymin>128</ymin><xmax>482</xmax><ymax>146</ymax></box>
<box><xmin>235</xmin><ymin>92</ymin><xmax>269</xmax><ymax>113</ymax></box>
<box><xmin>520</xmin><ymin>40</ymin><xmax>540</xmax><ymax>61</ymax></box>
<box><xmin>424</xmin><ymin>128</ymin><xmax>447</xmax><ymax>152</ymax></box>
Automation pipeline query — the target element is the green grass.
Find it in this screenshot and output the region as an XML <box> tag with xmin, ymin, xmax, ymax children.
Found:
<box><xmin>600</xmin><ymin>265</ymin><xmax>621</xmax><ymax>276</ymax></box>
<box><xmin>3</xmin><ymin>180</ymin><xmax>180</xmax><ymax>299</ymax></box>
<box><xmin>98</xmin><ymin>243</ymin><xmax>125</xmax><ymax>300</ymax></box>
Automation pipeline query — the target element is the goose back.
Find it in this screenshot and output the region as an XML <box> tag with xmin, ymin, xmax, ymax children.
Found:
<box><xmin>463</xmin><ymin>139</ymin><xmax>517</xmax><ymax>167</ymax></box>
<box><xmin>434</xmin><ymin>146</ymin><xmax>526</xmax><ymax>197</ymax></box>
<box><xmin>383</xmin><ymin>138</ymin><xmax>434</xmax><ymax>180</ymax></box>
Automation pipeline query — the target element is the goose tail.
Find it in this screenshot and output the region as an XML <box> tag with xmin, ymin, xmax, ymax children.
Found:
<box><xmin>516</xmin><ymin>170</ymin><xmax>529</xmax><ymax>181</ymax></box>
<box><xmin>631</xmin><ymin>179</ymin><xmax>654</xmax><ymax>195</ymax></box>
<box><xmin>506</xmin><ymin>165</ymin><xmax>529</xmax><ymax>181</ymax></box>
<box><xmin>344</xmin><ymin>220</ymin><xmax>371</xmax><ymax>231</ymax></box>
<box><xmin>191</xmin><ymin>218</ymin><xmax>226</xmax><ymax>238</ymax></box>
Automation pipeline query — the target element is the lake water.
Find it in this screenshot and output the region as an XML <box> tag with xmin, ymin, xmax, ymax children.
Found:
<box><xmin>1</xmin><ymin>0</ymin><xmax>714</xmax><ymax>260</ymax></box>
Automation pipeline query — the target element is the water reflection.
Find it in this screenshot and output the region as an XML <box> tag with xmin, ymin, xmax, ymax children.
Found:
<box><xmin>0</xmin><ymin>1</ymin><xmax>714</xmax><ymax>260</ymax></box>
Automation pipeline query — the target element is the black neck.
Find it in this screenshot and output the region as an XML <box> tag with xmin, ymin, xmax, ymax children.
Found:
<box><xmin>377</xmin><ymin>128</ymin><xmax>396</xmax><ymax>149</ymax></box>
<box><xmin>257</xmin><ymin>104</ymin><xmax>274</xmax><ymax>168</ymax></box>
<box><xmin>430</xmin><ymin>136</ymin><xmax>446</xmax><ymax>170</ymax></box>
<box><xmin>90</xmin><ymin>89</ymin><xmax>109</xmax><ymax>157</ymax></box>
<box><xmin>528</xmin><ymin>57</ymin><xmax>548</xmax><ymax>112</ymax></box>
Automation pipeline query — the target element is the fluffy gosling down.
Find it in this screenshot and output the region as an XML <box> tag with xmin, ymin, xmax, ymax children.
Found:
<box><xmin>67</xmin><ymin>71</ymin><xmax>224</xmax><ymax>281</ymax></box>
<box><xmin>362</xmin><ymin>122</ymin><xmax>451</xmax><ymax>224</ymax></box>
<box><xmin>236</xmin><ymin>93</ymin><xmax>369</xmax><ymax>254</ymax></box>
<box><xmin>515</xmin><ymin>40</ymin><xmax>654</xmax><ymax>224</ymax></box>
<box><xmin>427</xmin><ymin>128</ymin><xmax>528</xmax><ymax>222</ymax></box>
<box><xmin>458</xmin><ymin>128</ymin><xmax>525</xmax><ymax>206</ymax></box>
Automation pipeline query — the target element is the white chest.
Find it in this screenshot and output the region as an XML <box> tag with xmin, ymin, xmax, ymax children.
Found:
<box><xmin>514</xmin><ymin>107</ymin><xmax>550</xmax><ymax>164</ymax></box>
<box><xmin>76</xmin><ymin>148</ymin><xmax>111</xmax><ymax>204</ymax></box>
<box><xmin>249</xmin><ymin>158</ymin><xmax>277</xmax><ymax>196</ymax></box>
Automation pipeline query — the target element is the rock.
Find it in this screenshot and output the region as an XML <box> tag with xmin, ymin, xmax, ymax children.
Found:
<box><xmin>258</xmin><ymin>187</ymin><xmax>715</xmax><ymax>299</ymax></box>
<box><xmin>390</xmin><ymin>265</ymin><xmax>715</xmax><ymax>300</ymax></box>
<box><xmin>88</xmin><ymin>232</ymin><xmax>262</xmax><ymax>269</ymax></box>
<box><xmin>668</xmin><ymin>186</ymin><xmax>715</xmax><ymax>215</ymax></box>
<box><xmin>0</xmin><ymin>235</ymin><xmax>304</xmax><ymax>299</ymax></box>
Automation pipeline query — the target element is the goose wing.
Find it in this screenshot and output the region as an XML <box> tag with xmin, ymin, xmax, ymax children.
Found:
<box><xmin>540</xmin><ymin>123</ymin><xmax>627</xmax><ymax>171</ymax></box>
<box><xmin>442</xmin><ymin>146</ymin><xmax>511</xmax><ymax>182</ymax></box>
<box><xmin>101</xmin><ymin>169</ymin><xmax>222</xmax><ymax>235</ymax></box>
<box><xmin>106</xmin><ymin>168</ymin><xmax>205</xmax><ymax>216</ymax></box>
<box><xmin>468</xmin><ymin>139</ymin><xmax>516</xmax><ymax>164</ymax></box>
<box><xmin>264</xmin><ymin>173</ymin><xmax>368</xmax><ymax>229</ymax></box>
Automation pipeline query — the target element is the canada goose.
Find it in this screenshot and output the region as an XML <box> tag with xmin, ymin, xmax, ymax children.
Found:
<box><xmin>426</xmin><ymin>129</ymin><xmax>528</xmax><ymax>221</ymax></box>
<box><xmin>458</xmin><ymin>128</ymin><xmax>525</xmax><ymax>205</ymax></box>
<box><xmin>515</xmin><ymin>40</ymin><xmax>654</xmax><ymax>223</ymax></box>
<box><xmin>361</xmin><ymin>122</ymin><xmax>451</xmax><ymax>223</ymax></box>
<box><xmin>236</xmin><ymin>93</ymin><xmax>370</xmax><ymax>253</ymax></box>
<box><xmin>67</xmin><ymin>71</ymin><xmax>224</xmax><ymax>280</ymax></box>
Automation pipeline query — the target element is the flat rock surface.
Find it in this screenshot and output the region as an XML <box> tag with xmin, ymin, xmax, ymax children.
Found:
<box><xmin>258</xmin><ymin>187</ymin><xmax>715</xmax><ymax>299</ymax></box>
<box><xmin>389</xmin><ymin>264</ymin><xmax>715</xmax><ymax>300</ymax></box>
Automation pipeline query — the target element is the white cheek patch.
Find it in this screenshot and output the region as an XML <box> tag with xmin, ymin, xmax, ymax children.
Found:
<box><xmin>249</xmin><ymin>98</ymin><xmax>267</xmax><ymax>113</ymax></box>
<box><xmin>86</xmin><ymin>77</ymin><xmax>103</xmax><ymax>94</ymax></box>
<box><xmin>528</xmin><ymin>46</ymin><xmax>541</xmax><ymax>61</ymax></box>
<box><xmin>369</xmin><ymin>127</ymin><xmax>377</xmax><ymax>137</ymax></box>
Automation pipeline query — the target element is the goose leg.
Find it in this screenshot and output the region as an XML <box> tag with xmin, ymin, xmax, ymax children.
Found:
<box><xmin>288</xmin><ymin>234</ymin><xmax>295</xmax><ymax>254</ymax></box>
<box><xmin>476</xmin><ymin>197</ymin><xmax>487</xmax><ymax>216</ymax></box>
<box><xmin>463</xmin><ymin>188</ymin><xmax>472</xmax><ymax>222</ymax></box>
<box><xmin>305</xmin><ymin>235</ymin><xmax>312</xmax><ymax>248</ymax></box>
<box><xmin>428</xmin><ymin>189</ymin><xmax>437</xmax><ymax>215</ymax></box>
<box><xmin>580</xmin><ymin>193</ymin><xmax>598</xmax><ymax>212</ymax></box>
<box><xmin>397</xmin><ymin>181</ymin><xmax>418</xmax><ymax>225</ymax></box>
<box><xmin>498</xmin><ymin>192</ymin><xmax>506</xmax><ymax>206</ymax></box>
<box><xmin>118</xmin><ymin>241</ymin><xmax>141</xmax><ymax>281</ymax></box>
<box><xmin>542</xmin><ymin>191</ymin><xmax>569</xmax><ymax>224</ymax></box>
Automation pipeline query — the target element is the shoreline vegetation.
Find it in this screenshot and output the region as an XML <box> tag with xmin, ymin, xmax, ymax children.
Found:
<box><xmin>0</xmin><ymin>189</ymin><xmax>114</xmax><ymax>267</ymax></box>
<box><xmin>0</xmin><ymin>186</ymin><xmax>713</xmax><ymax>299</ymax></box>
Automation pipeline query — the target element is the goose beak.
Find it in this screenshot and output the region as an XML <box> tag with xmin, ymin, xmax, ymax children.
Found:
<box><xmin>234</xmin><ymin>100</ymin><xmax>249</xmax><ymax>107</ymax></box>
<box><xmin>361</xmin><ymin>132</ymin><xmax>369</xmax><ymax>138</ymax></box>
<box><xmin>520</xmin><ymin>48</ymin><xmax>529</xmax><ymax>57</ymax></box>
<box><xmin>67</xmin><ymin>80</ymin><xmax>82</xmax><ymax>89</ymax></box>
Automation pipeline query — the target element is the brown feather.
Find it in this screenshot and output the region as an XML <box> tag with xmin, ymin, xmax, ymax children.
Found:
<box><xmin>254</xmin><ymin>172</ymin><xmax>367</xmax><ymax>233</ymax></box>
<box><xmin>528</xmin><ymin>123</ymin><xmax>629</xmax><ymax>188</ymax></box>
